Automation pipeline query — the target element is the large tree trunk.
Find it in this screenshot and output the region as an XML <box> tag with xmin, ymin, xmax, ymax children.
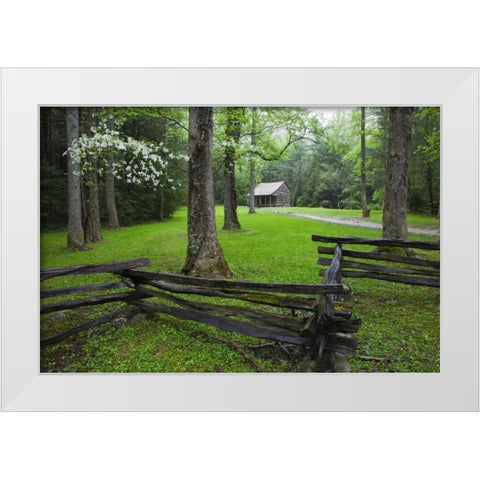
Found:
<box><xmin>182</xmin><ymin>107</ymin><xmax>233</xmax><ymax>278</ymax></box>
<box><xmin>382</xmin><ymin>107</ymin><xmax>414</xmax><ymax>240</ymax></box>
<box><xmin>360</xmin><ymin>107</ymin><xmax>369</xmax><ymax>218</ymax></box>
<box><xmin>105</xmin><ymin>118</ymin><xmax>120</xmax><ymax>230</ymax></box>
<box><xmin>66</xmin><ymin>107</ymin><xmax>86</xmax><ymax>250</ymax></box>
<box><xmin>223</xmin><ymin>107</ymin><xmax>242</xmax><ymax>230</ymax></box>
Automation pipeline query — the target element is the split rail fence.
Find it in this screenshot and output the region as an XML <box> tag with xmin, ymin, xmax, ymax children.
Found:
<box><xmin>40</xmin><ymin>235</ymin><xmax>439</xmax><ymax>372</ymax></box>
<box><xmin>40</xmin><ymin>254</ymin><xmax>359</xmax><ymax>372</ymax></box>
<box><xmin>312</xmin><ymin>235</ymin><xmax>440</xmax><ymax>288</ymax></box>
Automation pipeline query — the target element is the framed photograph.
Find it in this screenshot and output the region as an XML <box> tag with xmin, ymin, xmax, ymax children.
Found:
<box><xmin>1</xmin><ymin>68</ymin><xmax>478</xmax><ymax>411</ymax></box>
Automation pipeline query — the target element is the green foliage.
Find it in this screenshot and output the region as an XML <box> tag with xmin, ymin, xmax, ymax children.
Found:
<box><xmin>40</xmin><ymin>161</ymin><xmax>68</xmax><ymax>230</ymax></box>
<box><xmin>409</xmin><ymin>107</ymin><xmax>441</xmax><ymax>215</ymax></box>
<box><xmin>41</xmin><ymin>107</ymin><xmax>69</xmax><ymax>230</ymax></box>
<box><xmin>260</xmin><ymin>107</ymin><xmax>440</xmax><ymax>216</ymax></box>
<box><xmin>263</xmin><ymin>111</ymin><xmax>361</xmax><ymax>209</ymax></box>
<box><xmin>40</xmin><ymin>207</ymin><xmax>439</xmax><ymax>373</ymax></box>
<box><xmin>41</xmin><ymin>107</ymin><xmax>188</xmax><ymax>231</ymax></box>
<box><xmin>213</xmin><ymin>107</ymin><xmax>313</xmax><ymax>204</ymax></box>
<box><xmin>349</xmin><ymin>280</ymin><xmax>440</xmax><ymax>372</ymax></box>
<box><xmin>42</xmin><ymin>106</ymin><xmax>440</xmax><ymax>230</ymax></box>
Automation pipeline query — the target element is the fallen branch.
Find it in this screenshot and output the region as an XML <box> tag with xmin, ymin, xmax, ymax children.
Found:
<box><xmin>277</xmin><ymin>344</ymin><xmax>290</xmax><ymax>356</ymax></box>
<box><xmin>247</xmin><ymin>342</ymin><xmax>277</xmax><ymax>349</ymax></box>
<box><xmin>190</xmin><ymin>330</ymin><xmax>264</xmax><ymax>372</ymax></box>
<box><xmin>248</xmin><ymin>341</ymin><xmax>289</xmax><ymax>356</ymax></box>
<box><xmin>355</xmin><ymin>354</ymin><xmax>393</xmax><ymax>362</ymax></box>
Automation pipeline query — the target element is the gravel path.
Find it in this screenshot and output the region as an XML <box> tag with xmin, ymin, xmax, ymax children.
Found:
<box><xmin>287</xmin><ymin>212</ymin><xmax>440</xmax><ymax>237</ymax></box>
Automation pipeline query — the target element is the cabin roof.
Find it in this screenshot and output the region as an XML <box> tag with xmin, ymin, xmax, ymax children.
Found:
<box><xmin>254</xmin><ymin>181</ymin><xmax>288</xmax><ymax>196</ymax></box>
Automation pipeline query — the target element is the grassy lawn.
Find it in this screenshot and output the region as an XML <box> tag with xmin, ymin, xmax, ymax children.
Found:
<box><xmin>40</xmin><ymin>206</ymin><xmax>440</xmax><ymax>373</ymax></box>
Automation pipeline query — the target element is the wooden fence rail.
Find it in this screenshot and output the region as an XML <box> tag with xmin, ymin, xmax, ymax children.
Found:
<box><xmin>40</xmin><ymin>258</ymin><xmax>152</xmax><ymax>280</ymax></box>
<box><xmin>40</xmin><ymin>255</ymin><xmax>360</xmax><ymax>372</ymax></box>
<box><xmin>312</xmin><ymin>235</ymin><xmax>440</xmax><ymax>288</ymax></box>
<box><xmin>40</xmin><ymin>236</ymin><xmax>440</xmax><ymax>372</ymax></box>
<box><xmin>312</xmin><ymin>235</ymin><xmax>440</xmax><ymax>250</ymax></box>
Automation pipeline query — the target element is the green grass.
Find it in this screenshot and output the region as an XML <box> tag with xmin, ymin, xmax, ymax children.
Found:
<box><xmin>40</xmin><ymin>206</ymin><xmax>440</xmax><ymax>373</ymax></box>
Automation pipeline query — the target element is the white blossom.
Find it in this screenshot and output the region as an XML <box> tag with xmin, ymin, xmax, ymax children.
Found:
<box><xmin>65</xmin><ymin>126</ymin><xmax>186</xmax><ymax>191</ymax></box>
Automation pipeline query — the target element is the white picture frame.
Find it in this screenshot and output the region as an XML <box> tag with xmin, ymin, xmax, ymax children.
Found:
<box><xmin>1</xmin><ymin>67</ymin><xmax>478</xmax><ymax>411</ymax></box>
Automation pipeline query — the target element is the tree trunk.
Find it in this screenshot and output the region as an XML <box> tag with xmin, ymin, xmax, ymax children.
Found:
<box><xmin>360</xmin><ymin>107</ymin><xmax>369</xmax><ymax>217</ymax></box>
<box><xmin>40</xmin><ymin>107</ymin><xmax>54</xmax><ymax>231</ymax></box>
<box><xmin>40</xmin><ymin>107</ymin><xmax>52</xmax><ymax>165</ymax></box>
<box><xmin>248</xmin><ymin>161</ymin><xmax>256</xmax><ymax>213</ymax></box>
<box><xmin>155</xmin><ymin>114</ymin><xmax>169</xmax><ymax>221</ymax></box>
<box><xmin>105</xmin><ymin>119</ymin><xmax>120</xmax><ymax>230</ymax></box>
<box><xmin>84</xmin><ymin>155</ymin><xmax>103</xmax><ymax>243</ymax></box>
<box><xmin>66</xmin><ymin>107</ymin><xmax>86</xmax><ymax>250</ymax></box>
<box><xmin>248</xmin><ymin>108</ymin><xmax>258</xmax><ymax>214</ymax></box>
<box><xmin>223</xmin><ymin>107</ymin><xmax>242</xmax><ymax>230</ymax></box>
<box><xmin>156</xmin><ymin>185</ymin><xmax>165</xmax><ymax>221</ymax></box>
<box><xmin>426</xmin><ymin>161</ymin><xmax>434</xmax><ymax>216</ymax></box>
<box><xmin>105</xmin><ymin>159</ymin><xmax>119</xmax><ymax>230</ymax></box>
<box><xmin>382</xmin><ymin>107</ymin><xmax>413</xmax><ymax>240</ymax></box>
<box><xmin>80</xmin><ymin>109</ymin><xmax>103</xmax><ymax>243</ymax></box>
<box><xmin>182</xmin><ymin>107</ymin><xmax>233</xmax><ymax>278</ymax></box>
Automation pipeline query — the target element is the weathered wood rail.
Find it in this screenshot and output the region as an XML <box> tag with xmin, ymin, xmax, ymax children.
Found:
<box><xmin>40</xmin><ymin>256</ymin><xmax>360</xmax><ymax>372</ymax></box>
<box><xmin>41</xmin><ymin>235</ymin><xmax>438</xmax><ymax>371</ymax></box>
<box><xmin>312</xmin><ymin>235</ymin><xmax>440</xmax><ymax>288</ymax></box>
<box><xmin>309</xmin><ymin>235</ymin><xmax>440</xmax><ymax>370</ymax></box>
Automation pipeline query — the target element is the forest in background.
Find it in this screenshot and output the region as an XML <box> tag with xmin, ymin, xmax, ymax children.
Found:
<box><xmin>40</xmin><ymin>106</ymin><xmax>440</xmax><ymax>232</ymax></box>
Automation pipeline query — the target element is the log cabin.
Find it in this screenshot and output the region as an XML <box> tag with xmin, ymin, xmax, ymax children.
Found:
<box><xmin>253</xmin><ymin>181</ymin><xmax>291</xmax><ymax>207</ymax></box>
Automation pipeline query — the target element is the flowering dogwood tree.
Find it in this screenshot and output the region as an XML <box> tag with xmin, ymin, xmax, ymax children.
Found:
<box><xmin>64</xmin><ymin>118</ymin><xmax>187</xmax><ymax>243</ymax></box>
<box><xmin>66</xmin><ymin>123</ymin><xmax>187</xmax><ymax>191</ymax></box>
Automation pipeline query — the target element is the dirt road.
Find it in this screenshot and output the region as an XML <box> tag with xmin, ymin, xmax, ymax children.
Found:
<box><xmin>287</xmin><ymin>212</ymin><xmax>440</xmax><ymax>237</ymax></box>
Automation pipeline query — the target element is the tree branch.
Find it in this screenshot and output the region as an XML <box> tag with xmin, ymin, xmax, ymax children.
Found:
<box><xmin>248</xmin><ymin>130</ymin><xmax>309</xmax><ymax>162</ymax></box>
<box><xmin>156</xmin><ymin>111</ymin><xmax>189</xmax><ymax>132</ymax></box>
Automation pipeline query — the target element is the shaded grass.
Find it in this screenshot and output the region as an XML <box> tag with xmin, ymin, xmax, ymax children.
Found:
<box><xmin>40</xmin><ymin>206</ymin><xmax>440</xmax><ymax>373</ymax></box>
